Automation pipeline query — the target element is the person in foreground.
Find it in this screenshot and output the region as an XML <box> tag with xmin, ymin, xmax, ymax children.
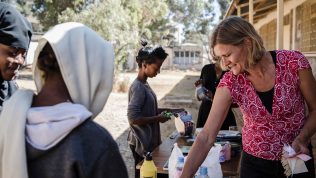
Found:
<box><xmin>0</xmin><ymin>2</ymin><xmax>32</xmax><ymax>111</ymax></box>
<box><xmin>0</xmin><ymin>22</ymin><xmax>128</xmax><ymax>178</ymax></box>
<box><xmin>128</xmin><ymin>41</ymin><xmax>184</xmax><ymax>178</ymax></box>
<box><xmin>180</xmin><ymin>16</ymin><xmax>316</xmax><ymax>178</ymax></box>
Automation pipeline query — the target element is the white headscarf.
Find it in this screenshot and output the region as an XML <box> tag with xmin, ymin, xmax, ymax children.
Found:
<box><xmin>33</xmin><ymin>22</ymin><xmax>114</xmax><ymax>117</ymax></box>
<box><xmin>0</xmin><ymin>22</ymin><xmax>114</xmax><ymax>178</ymax></box>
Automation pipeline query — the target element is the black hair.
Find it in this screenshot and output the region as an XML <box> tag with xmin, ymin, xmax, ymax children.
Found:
<box><xmin>136</xmin><ymin>40</ymin><xmax>168</xmax><ymax>68</ymax></box>
<box><xmin>37</xmin><ymin>42</ymin><xmax>60</xmax><ymax>78</ymax></box>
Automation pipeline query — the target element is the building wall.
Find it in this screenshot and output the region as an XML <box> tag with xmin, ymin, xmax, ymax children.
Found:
<box><xmin>161</xmin><ymin>44</ymin><xmax>210</xmax><ymax>70</ymax></box>
<box><xmin>124</xmin><ymin>44</ymin><xmax>208</xmax><ymax>71</ymax></box>
<box><xmin>295</xmin><ymin>0</ymin><xmax>316</xmax><ymax>52</ymax></box>
<box><xmin>172</xmin><ymin>45</ymin><xmax>203</xmax><ymax>70</ymax></box>
<box><xmin>256</xmin><ymin>0</ymin><xmax>316</xmax><ymax>74</ymax></box>
<box><xmin>259</xmin><ymin>20</ymin><xmax>277</xmax><ymax>51</ymax></box>
<box><xmin>161</xmin><ymin>47</ymin><xmax>173</xmax><ymax>70</ymax></box>
<box><xmin>255</xmin><ymin>0</ymin><xmax>316</xmax><ymax>52</ymax></box>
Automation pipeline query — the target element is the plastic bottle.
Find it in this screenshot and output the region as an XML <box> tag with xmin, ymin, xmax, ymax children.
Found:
<box><xmin>173</xmin><ymin>156</ymin><xmax>184</xmax><ymax>178</ymax></box>
<box><xmin>219</xmin><ymin>142</ymin><xmax>231</xmax><ymax>162</ymax></box>
<box><xmin>140</xmin><ymin>152</ymin><xmax>157</xmax><ymax>178</ymax></box>
<box><xmin>196</xmin><ymin>85</ymin><xmax>210</xmax><ymax>101</ymax></box>
<box><xmin>195</xmin><ymin>166</ymin><xmax>209</xmax><ymax>178</ymax></box>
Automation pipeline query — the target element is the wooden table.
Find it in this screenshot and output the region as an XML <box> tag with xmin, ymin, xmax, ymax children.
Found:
<box><xmin>137</xmin><ymin>132</ymin><xmax>241</xmax><ymax>177</ymax></box>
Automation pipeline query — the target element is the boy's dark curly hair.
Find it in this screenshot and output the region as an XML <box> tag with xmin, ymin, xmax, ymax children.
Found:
<box><xmin>136</xmin><ymin>40</ymin><xmax>168</xmax><ymax>68</ymax></box>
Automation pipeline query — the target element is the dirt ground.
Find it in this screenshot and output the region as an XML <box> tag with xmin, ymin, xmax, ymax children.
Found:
<box><xmin>16</xmin><ymin>67</ymin><xmax>201</xmax><ymax>178</ymax></box>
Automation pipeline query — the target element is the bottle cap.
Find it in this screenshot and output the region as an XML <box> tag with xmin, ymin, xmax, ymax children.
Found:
<box><xmin>177</xmin><ymin>156</ymin><xmax>184</xmax><ymax>162</ymax></box>
<box><xmin>145</xmin><ymin>152</ymin><xmax>153</xmax><ymax>161</ymax></box>
<box><xmin>199</xmin><ymin>166</ymin><xmax>208</xmax><ymax>175</ymax></box>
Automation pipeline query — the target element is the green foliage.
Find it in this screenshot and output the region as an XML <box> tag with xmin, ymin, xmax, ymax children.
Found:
<box><xmin>0</xmin><ymin>0</ymin><xmax>32</xmax><ymax>16</ymax></box>
<box><xmin>59</xmin><ymin>0</ymin><xmax>169</xmax><ymax>69</ymax></box>
<box><xmin>121</xmin><ymin>0</ymin><xmax>169</xmax><ymax>45</ymax></box>
<box><xmin>217</xmin><ymin>0</ymin><xmax>231</xmax><ymax>20</ymax></box>
<box><xmin>32</xmin><ymin>0</ymin><xmax>87</xmax><ymax>30</ymax></box>
<box><xmin>30</xmin><ymin>0</ymin><xmax>231</xmax><ymax>69</ymax></box>
<box><xmin>167</xmin><ymin>0</ymin><xmax>215</xmax><ymax>42</ymax></box>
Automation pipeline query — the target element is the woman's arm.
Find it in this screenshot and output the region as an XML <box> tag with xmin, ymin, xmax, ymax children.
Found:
<box><xmin>292</xmin><ymin>69</ymin><xmax>316</xmax><ymax>154</ymax></box>
<box><xmin>180</xmin><ymin>87</ymin><xmax>232</xmax><ymax>178</ymax></box>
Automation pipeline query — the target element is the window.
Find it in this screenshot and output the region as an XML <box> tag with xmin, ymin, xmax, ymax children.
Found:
<box><xmin>174</xmin><ymin>51</ymin><xmax>179</xmax><ymax>57</ymax></box>
<box><xmin>185</xmin><ymin>51</ymin><xmax>189</xmax><ymax>57</ymax></box>
<box><xmin>181</xmin><ymin>51</ymin><xmax>184</xmax><ymax>57</ymax></box>
<box><xmin>195</xmin><ymin>51</ymin><xmax>200</xmax><ymax>57</ymax></box>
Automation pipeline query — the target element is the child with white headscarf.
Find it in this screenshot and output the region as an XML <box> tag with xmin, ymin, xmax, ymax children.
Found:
<box><xmin>0</xmin><ymin>22</ymin><xmax>128</xmax><ymax>178</ymax></box>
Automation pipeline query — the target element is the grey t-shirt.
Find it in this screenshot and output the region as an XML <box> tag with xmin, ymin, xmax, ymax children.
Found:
<box><xmin>127</xmin><ymin>79</ymin><xmax>161</xmax><ymax>156</ymax></box>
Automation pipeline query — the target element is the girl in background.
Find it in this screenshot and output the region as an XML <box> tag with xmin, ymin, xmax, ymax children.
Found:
<box><xmin>128</xmin><ymin>41</ymin><xmax>183</xmax><ymax>178</ymax></box>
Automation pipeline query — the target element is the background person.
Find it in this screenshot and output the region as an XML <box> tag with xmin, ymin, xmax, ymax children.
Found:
<box><xmin>127</xmin><ymin>41</ymin><xmax>184</xmax><ymax>178</ymax></box>
<box><xmin>0</xmin><ymin>22</ymin><xmax>128</xmax><ymax>178</ymax></box>
<box><xmin>195</xmin><ymin>63</ymin><xmax>236</xmax><ymax>129</ymax></box>
<box><xmin>180</xmin><ymin>16</ymin><xmax>316</xmax><ymax>178</ymax></box>
<box><xmin>0</xmin><ymin>2</ymin><xmax>32</xmax><ymax>111</ymax></box>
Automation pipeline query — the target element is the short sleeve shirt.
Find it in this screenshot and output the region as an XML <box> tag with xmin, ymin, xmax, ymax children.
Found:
<box><xmin>218</xmin><ymin>50</ymin><xmax>311</xmax><ymax>160</ymax></box>
<box><xmin>127</xmin><ymin>79</ymin><xmax>161</xmax><ymax>156</ymax></box>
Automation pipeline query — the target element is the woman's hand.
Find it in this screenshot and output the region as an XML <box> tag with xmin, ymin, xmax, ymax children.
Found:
<box><xmin>291</xmin><ymin>137</ymin><xmax>310</xmax><ymax>157</ymax></box>
<box><xmin>205</xmin><ymin>90</ymin><xmax>213</xmax><ymax>100</ymax></box>
<box><xmin>194</xmin><ymin>79</ymin><xmax>202</xmax><ymax>87</ymax></box>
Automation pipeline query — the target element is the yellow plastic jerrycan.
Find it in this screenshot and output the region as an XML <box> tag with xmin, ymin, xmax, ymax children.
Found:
<box><xmin>140</xmin><ymin>152</ymin><xmax>157</xmax><ymax>178</ymax></box>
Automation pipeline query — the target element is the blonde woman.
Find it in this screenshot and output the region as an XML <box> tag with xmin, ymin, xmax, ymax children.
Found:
<box><xmin>180</xmin><ymin>16</ymin><xmax>316</xmax><ymax>178</ymax></box>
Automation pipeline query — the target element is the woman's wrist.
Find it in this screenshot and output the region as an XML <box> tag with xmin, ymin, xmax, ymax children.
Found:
<box><xmin>294</xmin><ymin>134</ymin><xmax>309</xmax><ymax>146</ymax></box>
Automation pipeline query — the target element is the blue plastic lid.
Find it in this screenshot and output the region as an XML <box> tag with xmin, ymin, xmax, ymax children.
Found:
<box><xmin>199</xmin><ymin>166</ymin><xmax>208</xmax><ymax>175</ymax></box>
<box><xmin>178</xmin><ymin>156</ymin><xmax>184</xmax><ymax>163</ymax></box>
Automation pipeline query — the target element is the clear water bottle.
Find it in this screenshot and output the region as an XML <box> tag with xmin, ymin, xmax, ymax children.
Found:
<box><xmin>173</xmin><ymin>156</ymin><xmax>184</xmax><ymax>178</ymax></box>
<box><xmin>195</xmin><ymin>166</ymin><xmax>209</xmax><ymax>178</ymax></box>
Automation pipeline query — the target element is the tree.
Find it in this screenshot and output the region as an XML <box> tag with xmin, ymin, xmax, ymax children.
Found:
<box><xmin>31</xmin><ymin>0</ymin><xmax>90</xmax><ymax>31</ymax></box>
<box><xmin>0</xmin><ymin>0</ymin><xmax>32</xmax><ymax>16</ymax></box>
<box><xmin>165</xmin><ymin>0</ymin><xmax>232</xmax><ymax>62</ymax></box>
<box><xmin>30</xmin><ymin>0</ymin><xmax>230</xmax><ymax>69</ymax></box>
<box><xmin>58</xmin><ymin>0</ymin><xmax>169</xmax><ymax>70</ymax></box>
<box><xmin>217</xmin><ymin>0</ymin><xmax>231</xmax><ymax>20</ymax></box>
<box><xmin>121</xmin><ymin>0</ymin><xmax>169</xmax><ymax>45</ymax></box>
<box><xmin>167</xmin><ymin>0</ymin><xmax>216</xmax><ymax>43</ymax></box>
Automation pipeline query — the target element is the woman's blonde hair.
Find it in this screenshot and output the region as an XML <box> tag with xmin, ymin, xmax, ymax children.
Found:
<box><xmin>210</xmin><ymin>16</ymin><xmax>266</xmax><ymax>69</ymax></box>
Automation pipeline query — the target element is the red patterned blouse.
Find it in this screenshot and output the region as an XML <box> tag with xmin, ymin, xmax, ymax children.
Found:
<box><xmin>218</xmin><ymin>50</ymin><xmax>311</xmax><ymax>160</ymax></box>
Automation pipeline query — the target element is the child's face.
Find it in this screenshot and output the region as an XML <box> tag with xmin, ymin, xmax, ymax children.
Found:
<box><xmin>144</xmin><ymin>58</ymin><xmax>164</xmax><ymax>78</ymax></box>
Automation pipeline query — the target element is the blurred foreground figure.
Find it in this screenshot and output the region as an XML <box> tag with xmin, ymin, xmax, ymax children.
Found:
<box><xmin>0</xmin><ymin>2</ymin><xmax>32</xmax><ymax>111</ymax></box>
<box><xmin>0</xmin><ymin>22</ymin><xmax>128</xmax><ymax>178</ymax></box>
